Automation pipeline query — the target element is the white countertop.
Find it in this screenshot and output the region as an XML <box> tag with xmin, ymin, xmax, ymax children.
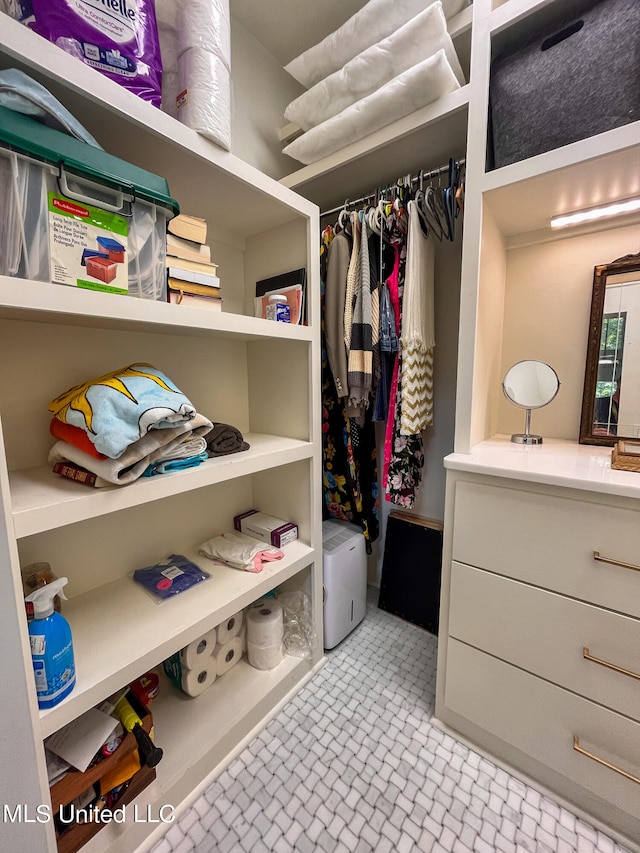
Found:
<box><xmin>445</xmin><ymin>435</ymin><xmax>640</xmax><ymax>500</ymax></box>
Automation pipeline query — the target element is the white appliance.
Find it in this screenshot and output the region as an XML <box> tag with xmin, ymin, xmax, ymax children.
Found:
<box><xmin>322</xmin><ymin>520</ymin><xmax>367</xmax><ymax>649</ymax></box>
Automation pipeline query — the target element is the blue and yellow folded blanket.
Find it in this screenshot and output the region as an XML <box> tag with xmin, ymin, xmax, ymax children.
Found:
<box><xmin>48</xmin><ymin>363</ymin><xmax>197</xmax><ymax>459</ymax></box>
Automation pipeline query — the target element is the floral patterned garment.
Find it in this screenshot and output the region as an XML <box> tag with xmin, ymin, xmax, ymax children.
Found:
<box><xmin>385</xmin><ymin>249</ymin><xmax>425</xmax><ymax>508</ymax></box>
<box><xmin>321</xmin><ymin>229</ymin><xmax>379</xmax><ymax>551</ymax></box>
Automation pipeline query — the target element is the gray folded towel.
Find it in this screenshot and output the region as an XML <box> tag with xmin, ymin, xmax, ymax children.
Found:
<box><xmin>205</xmin><ymin>422</ymin><xmax>250</xmax><ymax>457</ymax></box>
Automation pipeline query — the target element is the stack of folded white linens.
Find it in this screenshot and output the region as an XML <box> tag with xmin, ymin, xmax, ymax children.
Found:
<box><xmin>282</xmin><ymin>0</ymin><xmax>468</xmax><ymax>165</ymax></box>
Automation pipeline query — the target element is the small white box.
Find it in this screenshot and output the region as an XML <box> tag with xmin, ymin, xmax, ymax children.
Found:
<box><xmin>233</xmin><ymin>510</ymin><xmax>298</xmax><ymax>548</ymax></box>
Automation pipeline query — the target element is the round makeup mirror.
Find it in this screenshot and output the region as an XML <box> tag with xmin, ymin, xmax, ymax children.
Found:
<box><xmin>502</xmin><ymin>360</ymin><xmax>560</xmax><ymax>445</ymax></box>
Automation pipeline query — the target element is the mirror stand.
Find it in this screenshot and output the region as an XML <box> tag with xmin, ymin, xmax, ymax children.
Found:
<box><xmin>502</xmin><ymin>360</ymin><xmax>560</xmax><ymax>445</ymax></box>
<box><xmin>511</xmin><ymin>408</ymin><xmax>543</xmax><ymax>445</ymax></box>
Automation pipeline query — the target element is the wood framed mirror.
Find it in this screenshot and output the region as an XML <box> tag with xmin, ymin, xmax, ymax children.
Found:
<box><xmin>580</xmin><ymin>251</ymin><xmax>640</xmax><ymax>445</ymax></box>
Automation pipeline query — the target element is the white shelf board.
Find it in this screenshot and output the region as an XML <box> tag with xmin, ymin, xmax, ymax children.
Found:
<box><xmin>0</xmin><ymin>16</ymin><xmax>315</xmax><ymax>243</ymax></box>
<box><xmin>10</xmin><ymin>435</ymin><xmax>314</xmax><ymax>538</ymax></box>
<box><xmin>83</xmin><ymin>655</ymin><xmax>322</xmax><ymax>853</ymax></box>
<box><xmin>280</xmin><ymin>86</ymin><xmax>470</xmax><ymax>211</ymax></box>
<box><xmin>481</xmin><ymin>122</ymin><xmax>640</xmax><ymax>238</ymax></box>
<box><xmin>445</xmin><ymin>435</ymin><xmax>640</xmax><ymax>501</ymax></box>
<box><xmin>449</xmin><ymin>4</ymin><xmax>474</xmax><ymax>39</ymax></box>
<box><xmin>39</xmin><ymin>541</ymin><xmax>317</xmax><ymax>738</ymax></box>
<box><xmin>150</xmin><ymin>657</ymin><xmax>309</xmax><ymax>805</ymax></box>
<box><xmin>488</xmin><ymin>0</ymin><xmax>560</xmax><ymax>36</ymax></box>
<box><xmin>0</xmin><ymin>277</ymin><xmax>314</xmax><ymax>342</ymax></box>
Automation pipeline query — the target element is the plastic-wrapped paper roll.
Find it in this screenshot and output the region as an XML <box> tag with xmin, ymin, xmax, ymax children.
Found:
<box><xmin>181</xmin><ymin>663</ymin><xmax>217</xmax><ymax>696</ymax></box>
<box><xmin>247</xmin><ymin>640</ymin><xmax>283</xmax><ymax>671</ymax></box>
<box><xmin>162</xmin><ymin>70</ymin><xmax>180</xmax><ymax>119</ymax></box>
<box><xmin>214</xmin><ymin>637</ymin><xmax>243</xmax><ymax>676</ymax></box>
<box><xmin>179</xmin><ymin>627</ymin><xmax>217</xmax><ymax>669</ymax></box>
<box><xmin>176</xmin><ymin>0</ymin><xmax>231</xmax><ymax>68</ymax></box>
<box><xmin>246</xmin><ymin>600</ymin><xmax>284</xmax><ymax>647</ymax></box>
<box><xmin>217</xmin><ymin>611</ymin><xmax>243</xmax><ymax>644</ymax></box>
<box><xmin>177</xmin><ymin>47</ymin><xmax>231</xmax><ymax>151</ymax></box>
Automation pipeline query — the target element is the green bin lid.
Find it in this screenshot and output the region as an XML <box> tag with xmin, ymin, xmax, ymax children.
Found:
<box><xmin>0</xmin><ymin>104</ymin><xmax>179</xmax><ymax>216</ymax></box>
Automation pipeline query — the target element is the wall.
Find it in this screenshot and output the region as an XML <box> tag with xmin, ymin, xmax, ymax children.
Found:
<box><xmin>498</xmin><ymin>223</ymin><xmax>640</xmax><ymax>441</ymax></box>
<box><xmin>230</xmin><ymin>18</ymin><xmax>304</xmax><ymax>180</ymax></box>
<box><xmin>372</xmin><ymin>232</ymin><xmax>462</xmax><ymax>584</ymax></box>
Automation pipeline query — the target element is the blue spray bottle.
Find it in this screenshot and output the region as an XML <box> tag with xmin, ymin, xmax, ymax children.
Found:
<box><xmin>25</xmin><ymin>577</ymin><xmax>76</xmax><ymax>709</ymax></box>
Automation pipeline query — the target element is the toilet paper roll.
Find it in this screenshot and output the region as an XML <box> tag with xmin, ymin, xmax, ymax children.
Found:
<box><xmin>179</xmin><ymin>627</ymin><xmax>217</xmax><ymax>670</ymax></box>
<box><xmin>214</xmin><ymin>637</ymin><xmax>243</xmax><ymax>677</ymax></box>
<box><xmin>217</xmin><ymin>610</ymin><xmax>243</xmax><ymax>645</ymax></box>
<box><xmin>181</xmin><ymin>663</ymin><xmax>217</xmax><ymax>697</ymax></box>
<box><xmin>247</xmin><ymin>640</ymin><xmax>284</xmax><ymax>671</ymax></box>
<box><xmin>177</xmin><ymin>47</ymin><xmax>231</xmax><ymax>150</ymax></box>
<box><xmin>246</xmin><ymin>600</ymin><xmax>284</xmax><ymax>647</ymax></box>
<box><xmin>176</xmin><ymin>0</ymin><xmax>231</xmax><ymax>67</ymax></box>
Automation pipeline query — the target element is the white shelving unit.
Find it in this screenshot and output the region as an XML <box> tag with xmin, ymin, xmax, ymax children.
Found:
<box><xmin>3</xmin><ymin>0</ymin><xmax>639</xmax><ymax>850</ymax></box>
<box><xmin>432</xmin><ymin>1</ymin><xmax>640</xmax><ymax>850</ymax></box>
<box><xmin>0</xmin><ymin>13</ymin><xmax>322</xmax><ymax>853</ymax></box>
<box><xmin>281</xmin><ymin>5</ymin><xmax>473</xmax><ymax>211</ymax></box>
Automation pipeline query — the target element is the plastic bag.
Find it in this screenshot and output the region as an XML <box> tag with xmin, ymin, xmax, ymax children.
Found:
<box><xmin>0</xmin><ymin>69</ymin><xmax>101</xmax><ymax>146</ymax></box>
<box><xmin>133</xmin><ymin>554</ymin><xmax>209</xmax><ymax>601</ymax></box>
<box><xmin>278</xmin><ymin>591</ymin><xmax>317</xmax><ymax>659</ymax></box>
<box><xmin>12</xmin><ymin>0</ymin><xmax>163</xmax><ymax>108</ymax></box>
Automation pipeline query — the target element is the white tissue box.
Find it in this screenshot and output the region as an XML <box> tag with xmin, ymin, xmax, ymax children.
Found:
<box><xmin>233</xmin><ymin>510</ymin><xmax>298</xmax><ymax>548</ymax></box>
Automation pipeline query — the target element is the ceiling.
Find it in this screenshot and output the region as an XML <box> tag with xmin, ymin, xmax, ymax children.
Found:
<box><xmin>230</xmin><ymin>0</ymin><xmax>367</xmax><ymax>66</ymax></box>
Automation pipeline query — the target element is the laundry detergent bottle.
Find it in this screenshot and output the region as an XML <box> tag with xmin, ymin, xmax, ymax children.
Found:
<box><xmin>25</xmin><ymin>577</ymin><xmax>76</xmax><ymax>709</ymax></box>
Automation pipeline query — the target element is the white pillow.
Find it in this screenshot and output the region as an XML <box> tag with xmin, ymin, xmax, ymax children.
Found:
<box><xmin>284</xmin><ymin>0</ymin><xmax>469</xmax><ymax>89</ymax></box>
<box><xmin>283</xmin><ymin>49</ymin><xmax>461</xmax><ymax>166</ymax></box>
<box><xmin>284</xmin><ymin>2</ymin><xmax>465</xmax><ymax>131</ymax></box>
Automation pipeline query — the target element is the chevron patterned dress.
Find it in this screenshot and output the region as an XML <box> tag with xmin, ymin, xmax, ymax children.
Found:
<box><xmin>400</xmin><ymin>200</ymin><xmax>435</xmax><ymax>435</ymax></box>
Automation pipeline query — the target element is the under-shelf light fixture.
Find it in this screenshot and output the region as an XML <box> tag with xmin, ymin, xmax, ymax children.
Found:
<box><xmin>550</xmin><ymin>197</ymin><xmax>640</xmax><ymax>229</ymax></box>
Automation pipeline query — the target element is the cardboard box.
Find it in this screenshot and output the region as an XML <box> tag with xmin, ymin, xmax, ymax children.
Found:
<box><xmin>234</xmin><ymin>510</ymin><xmax>298</xmax><ymax>547</ymax></box>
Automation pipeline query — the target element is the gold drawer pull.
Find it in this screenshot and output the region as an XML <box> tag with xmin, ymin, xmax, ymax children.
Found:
<box><xmin>593</xmin><ymin>551</ymin><xmax>640</xmax><ymax>572</ymax></box>
<box><xmin>583</xmin><ymin>647</ymin><xmax>640</xmax><ymax>681</ymax></box>
<box><xmin>573</xmin><ymin>737</ymin><xmax>640</xmax><ymax>785</ymax></box>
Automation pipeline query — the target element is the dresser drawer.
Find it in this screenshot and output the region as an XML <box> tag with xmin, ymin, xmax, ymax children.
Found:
<box><xmin>449</xmin><ymin>562</ymin><xmax>640</xmax><ymax>720</ymax></box>
<box><xmin>452</xmin><ymin>480</ymin><xmax>640</xmax><ymax>617</ymax></box>
<box><xmin>444</xmin><ymin>639</ymin><xmax>640</xmax><ymax>842</ymax></box>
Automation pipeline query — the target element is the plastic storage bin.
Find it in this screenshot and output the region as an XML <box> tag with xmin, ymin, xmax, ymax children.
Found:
<box><xmin>489</xmin><ymin>0</ymin><xmax>640</xmax><ymax>169</ymax></box>
<box><xmin>0</xmin><ymin>105</ymin><xmax>178</xmax><ymax>299</ymax></box>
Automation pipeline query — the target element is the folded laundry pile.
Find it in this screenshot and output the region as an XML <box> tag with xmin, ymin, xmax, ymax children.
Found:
<box><xmin>47</xmin><ymin>362</ymin><xmax>213</xmax><ymax>486</ymax></box>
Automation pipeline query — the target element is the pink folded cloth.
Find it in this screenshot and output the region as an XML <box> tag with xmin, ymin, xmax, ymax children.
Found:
<box><xmin>198</xmin><ymin>531</ymin><xmax>284</xmax><ymax>573</ymax></box>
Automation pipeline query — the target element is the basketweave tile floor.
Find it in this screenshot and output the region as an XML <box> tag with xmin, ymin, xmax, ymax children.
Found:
<box><xmin>150</xmin><ymin>588</ymin><xmax>630</xmax><ymax>853</ymax></box>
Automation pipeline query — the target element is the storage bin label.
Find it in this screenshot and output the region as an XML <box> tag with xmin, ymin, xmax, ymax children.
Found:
<box><xmin>48</xmin><ymin>193</ymin><xmax>129</xmax><ymax>294</ymax></box>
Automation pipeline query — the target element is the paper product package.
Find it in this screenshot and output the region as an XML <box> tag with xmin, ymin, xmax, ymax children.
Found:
<box><xmin>246</xmin><ymin>600</ymin><xmax>284</xmax><ymax>671</ymax></box>
<box><xmin>176</xmin><ymin>47</ymin><xmax>231</xmax><ymax>150</ymax></box>
<box><xmin>163</xmin><ymin>0</ymin><xmax>231</xmax><ymax>149</ymax></box>
<box><xmin>9</xmin><ymin>0</ymin><xmax>163</xmax><ymax>107</ymax></box>
<box><xmin>163</xmin><ymin>650</ymin><xmax>217</xmax><ymax>697</ymax></box>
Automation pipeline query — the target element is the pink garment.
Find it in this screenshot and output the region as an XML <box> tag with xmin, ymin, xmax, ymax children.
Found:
<box><xmin>382</xmin><ymin>245</ymin><xmax>401</xmax><ymax>492</ymax></box>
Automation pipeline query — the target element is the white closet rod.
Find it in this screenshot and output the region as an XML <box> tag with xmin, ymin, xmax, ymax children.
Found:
<box><xmin>320</xmin><ymin>157</ymin><xmax>465</xmax><ymax>219</ymax></box>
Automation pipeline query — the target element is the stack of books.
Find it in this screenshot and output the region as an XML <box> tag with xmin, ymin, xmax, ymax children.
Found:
<box><xmin>166</xmin><ymin>214</ymin><xmax>222</xmax><ymax>311</ymax></box>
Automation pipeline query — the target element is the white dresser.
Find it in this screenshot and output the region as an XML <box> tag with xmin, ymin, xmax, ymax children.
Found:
<box><xmin>435</xmin><ymin>438</ymin><xmax>640</xmax><ymax>851</ymax></box>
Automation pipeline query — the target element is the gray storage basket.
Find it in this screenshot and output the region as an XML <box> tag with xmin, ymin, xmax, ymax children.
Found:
<box><xmin>489</xmin><ymin>0</ymin><xmax>640</xmax><ymax>169</ymax></box>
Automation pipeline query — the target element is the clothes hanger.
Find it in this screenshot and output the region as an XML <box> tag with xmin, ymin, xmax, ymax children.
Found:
<box><xmin>430</xmin><ymin>174</ymin><xmax>451</xmax><ymax>241</ymax></box>
<box><xmin>414</xmin><ymin>170</ymin><xmax>431</xmax><ymax>239</ymax></box>
<box><xmin>418</xmin><ymin>185</ymin><xmax>445</xmax><ymax>242</ymax></box>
